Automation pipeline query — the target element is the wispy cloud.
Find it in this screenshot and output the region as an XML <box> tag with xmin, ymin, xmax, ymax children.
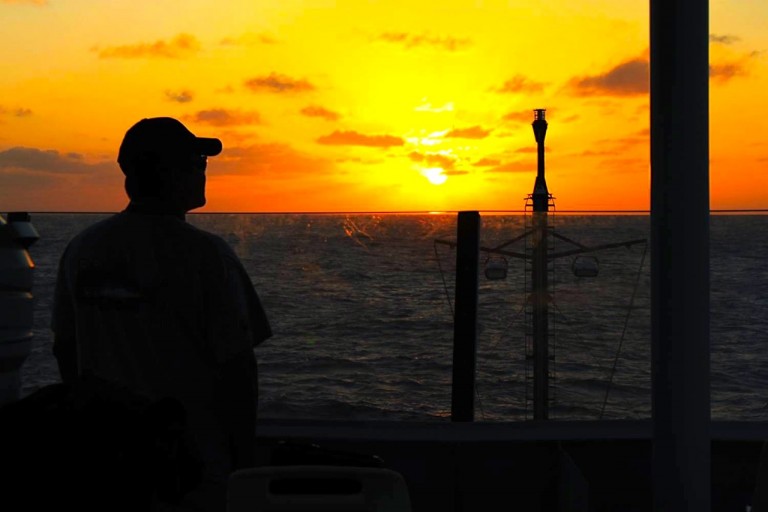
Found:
<box><xmin>316</xmin><ymin>130</ymin><xmax>404</xmax><ymax>148</ymax></box>
<box><xmin>597</xmin><ymin>157</ymin><xmax>648</xmax><ymax>174</ymax></box>
<box><xmin>185</xmin><ymin>109</ymin><xmax>261</xmax><ymax>127</ymax></box>
<box><xmin>300</xmin><ymin>105</ymin><xmax>341</xmax><ymax>121</ymax></box>
<box><xmin>415</xmin><ymin>100</ymin><xmax>454</xmax><ymax>113</ymax></box>
<box><xmin>472</xmin><ymin>157</ymin><xmax>501</xmax><ymax>167</ymax></box>
<box><xmin>708</xmin><ymin>43</ymin><xmax>759</xmax><ymax>84</ymax></box>
<box><xmin>1</xmin><ymin>0</ymin><xmax>47</xmax><ymax>4</ymax></box>
<box><xmin>0</xmin><ymin>147</ymin><xmax>109</xmax><ymax>173</ymax></box>
<box><xmin>562</xmin><ymin>114</ymin><xmax>580</xmax><ymax>123</ymax></box>
<box><xmin>580</xmin><ymin>149</ymin><xmax>618</xmax><ymax>157</ymax></box>
<box><xmin>492</xmin><ymin>75</ymin><xmax>546</xmax><ymax>94</ymax></box>
<box><xmin>408</xmin><ymin>151</ymin><xmax>456</xmax><ymax>170</ymax></box>
<box><xmin>244</xmin><ymin>73</ymin><xmax>316</xmax><ymax>93</ymax></box>
<box><xmin>95</xmin><ymin>34</ymin><xmax>200</xmax><ymax>59</ymax></box>
<box><xmin>710</xmin><ymin>34</ymin><xmax>740</xmax><ymax>45</ymax></box>
<box><xmin>486</xmin><ymin>161</ymin><xmax>531</xmax><ymax>174</ymax></box>
<box><xmin>377</xmin><ymin>32</ymin><xmax>471</xmax><ymax>51</ymax></box>
<box><xmin>211</xmin><ymin>142</ymin><xmax>332</xmax><ymax>177</ymax></box>
<box><xmin>710</xmin><ymin>61</ymin><xmax>749</xmax><ymax>83</ymax></box>
<box><xmin>0</xmin><ymin>147</ymin><xmax>123</xmax><ymax>210</ymax></box>
<box><xmin>0</xmin><ymin>106</ymin><xmax>33</xmax><ymax>117</ymax></box>
<box><xmin>445</xmin><ymin>126</ymin><xmax>491</xmax><ymax>139</ymax></box>
<box><xmin>594</xmin><ymin>134</ymin><xmax>648</xmax><ymax>153</ymax></box>
<box><xmin>220</xmin><ymin>32</ymin><xmax>278</xmax><ymax>46</ymax></box>
<box><xmin>569</xmin><ymin>47</ymin><xmax>755</xmax><ymax>92</ymax></box>
<box><xmin>164</xmin><ymin>89</ymin><xmax>194</xmax><ymax>103</ymax></box>
<box><xmin>569</xmin><ymin>58</ymin><xmax>649</xmax><ymax>96</ymax></box>
<box><xmin>502</xmin><ymin>110</ymin><xmax>536</xmax><ymax>123</ymax></box>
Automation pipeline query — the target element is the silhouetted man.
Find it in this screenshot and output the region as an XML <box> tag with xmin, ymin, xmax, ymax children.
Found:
<box><xmin>51</xmin><ymin>117</ymin><xmax>271</xmax><ymax>510</ymax></box>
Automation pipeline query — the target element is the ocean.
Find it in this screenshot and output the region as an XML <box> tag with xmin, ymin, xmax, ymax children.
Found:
<box><xmin>18</xmin><ymin>213</ymin><xmax>768</xmax><ymax>422</ymax></box>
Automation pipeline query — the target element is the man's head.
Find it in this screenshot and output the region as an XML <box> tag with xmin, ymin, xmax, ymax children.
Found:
<box><xmin>118</xmin><ymin>118</ymin><xmax>223</xmax><ymax>212</ymax></box>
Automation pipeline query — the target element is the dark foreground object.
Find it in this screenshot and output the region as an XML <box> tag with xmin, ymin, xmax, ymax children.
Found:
<box><xmin>255</xmin><ymin>419</ymin><xmax>764</xmax><ymax>512</ymax></box>
<box><xmin>2</xmin><ymin>387</ymin><xmax>762</xmax><ymax>512</ymax></box>
<box><xmin>0</xmin><ymin>379</ymin><xmax>201</xmax><ymax>511</ymax></box>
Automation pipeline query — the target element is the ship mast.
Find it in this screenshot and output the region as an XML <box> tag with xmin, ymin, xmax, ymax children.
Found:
<box><xmin>530</xmin><ymin>109</ymin><xmax>551</xmax><ymax>420</ymax></box>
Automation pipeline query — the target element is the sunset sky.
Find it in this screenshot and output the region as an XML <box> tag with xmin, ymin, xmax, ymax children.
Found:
<box><xmin>0</xmin><ymin>0</ymin><xmax>765</xmax><ymax>212</ymax></box>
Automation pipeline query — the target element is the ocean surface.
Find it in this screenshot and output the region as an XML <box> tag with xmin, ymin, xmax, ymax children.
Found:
<box><xmin>18</xmin><ymin>213</ymin><xmax>768</xmax><ymax>422</ymax></box>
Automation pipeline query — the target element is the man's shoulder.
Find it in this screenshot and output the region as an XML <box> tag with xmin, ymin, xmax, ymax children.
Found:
<box><xmin>193</xmin><ymin>228</ymin><xmax>237</xmax><ymax>257</ymax></box>
<box><xmin>63</xmin><ymin>213</ymin><xmax>125</xmax><ymax>250</ymax></box>
<box><xmin>64</xmin><ymin>212</ymin><xmax>230</xmax><ymax>257</ymax></box>
<box><xmin>173</xmin><ymin>219</ymin><xmax>243</xmax><ymax>269</ymax></box>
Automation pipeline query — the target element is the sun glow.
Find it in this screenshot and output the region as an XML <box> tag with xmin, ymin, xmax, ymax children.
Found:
<box><xmin>422</xmin><ymin>167</ymin><xmax>448</xmax><ymax>186</ymax></box>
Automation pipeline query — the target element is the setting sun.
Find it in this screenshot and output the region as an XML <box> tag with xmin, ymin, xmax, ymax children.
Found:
<box><xmin>422</xmin><ymin>167</ymin><xmax>448</xmax><ymax>186</ymax></box>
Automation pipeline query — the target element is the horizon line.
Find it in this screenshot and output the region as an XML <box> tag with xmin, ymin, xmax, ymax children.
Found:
<box><xmin>9</xmin><ymin>209</ymin><xmax>768</xmax><ymax>215</ymax></box>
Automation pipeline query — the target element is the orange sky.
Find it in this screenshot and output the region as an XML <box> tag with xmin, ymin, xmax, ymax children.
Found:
<box><xmin>0</xmin><ymin>0</ymin><xmax>766</xmax><ymax>212</ymax></box>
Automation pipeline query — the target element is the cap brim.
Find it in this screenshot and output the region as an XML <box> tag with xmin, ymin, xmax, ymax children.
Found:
<box><xmin>195</xmin><ymin>137</ymin><xmax>223</xmax><ymax>156</ymax></box>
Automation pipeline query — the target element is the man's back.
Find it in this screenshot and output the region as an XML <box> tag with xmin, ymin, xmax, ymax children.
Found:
<box><xmin>52</xmin><ymin>209</ymin><xmax>271</xmax><ymax>482</ymax></box>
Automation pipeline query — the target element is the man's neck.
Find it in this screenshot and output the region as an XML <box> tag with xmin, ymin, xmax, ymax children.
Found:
<box><xmin>125</xmin><ymin>200</ymin><xmax>186</xmax><ymax>220</ymax></box>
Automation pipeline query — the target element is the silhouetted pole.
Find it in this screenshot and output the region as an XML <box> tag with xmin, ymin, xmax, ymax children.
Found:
<box><xmin>451</xmin><ymin>211</ymin><xmax>480</xmax><ymax>422</ymax></box>
<box><xmin>531</xmin><ymin>109</ymin><xmax>550</xmax><ymax>421</ymax></box>
<box><xmin>650</xmin><ymin>0</ymin><xmax>710</xmax><ymax>509</ymax></box>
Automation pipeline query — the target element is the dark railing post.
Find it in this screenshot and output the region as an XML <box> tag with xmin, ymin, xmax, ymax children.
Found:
<box><xmin>651</xmin><ymin>0</ymin><xmax>710</xmax><ymax>509</ymax></box>
<box><xmin>451</xmin><ymin>211</ymin><xmax>480</xmax><ymax>422</ymax></box>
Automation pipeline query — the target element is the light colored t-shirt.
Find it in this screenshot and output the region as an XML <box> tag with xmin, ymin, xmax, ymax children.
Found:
<box><xmin>51</xmin><ymin>210</ymin><xmax>271</xmax><ymax>480</ymax></box>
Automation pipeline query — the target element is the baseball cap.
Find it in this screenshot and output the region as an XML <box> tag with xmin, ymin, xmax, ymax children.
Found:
<box><xmin>117</xmin><ymin>117</ymin><xmax>222</xmax><ymax>173</ymax></box>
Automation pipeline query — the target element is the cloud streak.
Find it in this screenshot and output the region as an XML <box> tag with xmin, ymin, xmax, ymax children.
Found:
<box><xmin>300</xmin><ymin>105</ymin><xmax>341</xmax><ymax>121</ymax></box>
<box><xmin>211</xmin><ymin>142</ymin><xmax>333</xmax><ymax>177</ymax></box>
<box><xmin>96</xmin><ymin>34</ymin><xmax>200</xmax><ymax>59</ymax></box>
<box><xmin>486</xmin><ymin>161</ymin><xmax>531</xmax><ymax>174</ymax></box>
<box><xmin>185</xmin><ymin>109</ymin><xmax>261</xmax><ymax>127</ymax></box>
<box><xmin>492</xmin><ymin>75</ymin><xmax>546</xmax><ymax>94</ymax></box>
<box><xmin>164</xmin><ymin>89</ymin><xmax>194</xmax><ymax>103</ymax></box>
<box><xmin>0</xmin><ymin>147</ymin><xmax>99</xmax><ymax>173</ymax></box>
<box><xmin>0</xmin><ymin>147</ymin><xmax>123</xmax><ymax>211</ymax></box>
<box><xmin>473</xmin><ymin>157</ymin><xmax>501</xmax><ymax>167</ymax></box>
<box><xmin>502</xmin><ymin>110</ymin><xmax>536</xmax><ymax>123</ymax></box>
<box><xmin>710</xmin><ymin>34</ymin><xmax>740</xmax><ymax>45</ymax></box>
<box><xmin>573</xmin><ymin>49</ymin><xmax>757</xmax><ymax>94</ymax></box>
<box><xmin>408</xmin><ymin>151</ymin><xmax>456</xmax><ymax>170</ymax></box>
<box><xmin>316</xmin><ymin>130</ymin><xmax>404</xmax><ymax>148</ymax></box>
<box><xmin>377</xmin><ymin>32</ymin><xmax>471</xmax><ymax>51</ymax></box>
<box><xmin>0</xmin><ymin>106</ymin><xmax>33</xmax><ymax>117</ymax></box>
<box><xmin>570</xmin><ymin>58</ymin><xmax>649</xmax><ymax>96</ymax></box>
<box><xmin>710</xmin><ymin>61</ymin><xmax>749</xmax><ymax>82</ymax></box>
<box><xmin>244</xmin><ymin>73</ymin><xmax>316</xmax><ymax>93</ymax></box>
<box><xmin>445</xmin><ymin>126</ymin><xmax>491</xmax><ymax>139</ymax></box>
<box><xmin>220</xmin><ymin>32</ymin><xmax>278</xmax><ymax>46</ymax></box>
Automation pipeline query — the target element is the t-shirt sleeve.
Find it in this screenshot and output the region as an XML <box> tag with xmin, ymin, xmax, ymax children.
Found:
<box><xmin>51</xmin><ymin>245</ymin><xmax>76</xmax><ymax>340</ymax></box>
<box><xmin>237</xmin><ymin>262</ymin><xmax>272</xmax><ymax>347</ymax></box>
<box><xmin>227</xmin><ymin>255</ymin><xmax>272</xmax><ymax>348</ymax></box>
<box><xmin>50</xmin><ymin>244</ymin><xmax>79</xmax><ymax>378</ymax></box>
<box><xmin>204</xmin><ymin>241</ymin><xmax>272</xmax><ymax>365</ymax></box>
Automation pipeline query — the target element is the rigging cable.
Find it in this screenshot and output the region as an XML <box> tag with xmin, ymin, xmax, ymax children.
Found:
<box><xmin>434</xmin><ymin>240</ymin><xmax>454</xmax><ymax>316</ymax></box>
<box><xmin>599</xmin><ymin>240</ymin><xmax>649</xmax><ymax>419</ymax></box>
